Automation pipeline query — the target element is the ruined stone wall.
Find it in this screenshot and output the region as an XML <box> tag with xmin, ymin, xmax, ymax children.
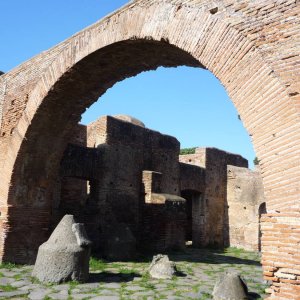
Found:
<box><xmin>60</xmin><ymin>144</ymin><xmax>101</xmax><ymax>180</ymax></box>
<box><xmin>53</xmin><ymin>124</ymin><xmax>89</xmax><ymax>226</ymax></box>
<box><xmin>205</xmin><ymin>148</ymin><xmax>248</xmax><ymax>247</ymax></box>
<box><xmin>179</xmin><ymin>148</ymin><xmax>206</xmax><ymax>168</ymax></box>
<box><xmin>140</xmin><ymin>170</ymin><xmax>187</xmax><ymax>252</ymax></box>
<box><xmin>180</xmin><ymin>148</ymin><xmax>248</xmax><ymax>247</ymax></box>
<box><xmin>142</xmin><ymin>171</ymin><xmax>162</xmax><ymax>203</ymax></box>
<box><xmin>0</xmin><ymin>76</ymin><xmax>5</xmax><ymax>130</ymax></box>
<box><xmin>68</xmin><ymin>124</ymin><xmax>87</xmax><ymax>147</ymax></box>
<box><xmin>140</xmin><ymin>194</ymin><xmax>186</xmax><ymax>253</ymax></box>
<box><xmin>87</xmin><ymin>118</ymin><xmax>107</xmax><ymax>148</ymax></box>
<box><xmin>227</xmin><ymin>165</ymin><xmax>265</xmax><ymax>251</ymax></box>
<box><xmin>96</xmin><ymin>116</ymin><xmax>180</xmax><ymax>248</ymax></box>
<box><xmin>60</xmin><ymin>116</ymin><xmax>182</xmax><ymax>252</ymax></box>
<box><xmin>179</xmin><ymin>162</ymin><xmax>206</xmax><ymax>245</ymax></box>
<box><xmin>91</xmin><ymin>116</ymin><xmax>181</xmax><ymax>195</ymax></box>
<box><xmin>58</xmin><ymin>142</ymin><xmax>101</xmax><ymax>229</ymax></box>
<box><xmin>0</xmin><ymin>76</ymin><xmax>6</xmax><ymax>183</ymax></box>
<box><xmin>180</xmin><ymin>163</ymin><xmax>205</xmax><ymax>193</ymax></box>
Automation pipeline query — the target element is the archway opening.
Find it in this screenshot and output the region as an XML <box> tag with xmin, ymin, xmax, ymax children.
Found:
<box><xmin>6</xmin><ymin>39</ymin><xmax>202</xmax><ymax>263</ymax></box>
<box><xmin>5</xmin><ymin>38</ymin><xmax>259</xmax><ymax>265</ymax></box>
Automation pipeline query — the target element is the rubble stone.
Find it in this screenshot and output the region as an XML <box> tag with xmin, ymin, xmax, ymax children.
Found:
<box><xmin>212</xmin><ymin>271</ymin><xmax>248</xmax><ymax>300</ymax></box>
<box><xmin>148</xmin><ymin>254</ymin><xmax>176</xmax><ymax>279</ymax></box>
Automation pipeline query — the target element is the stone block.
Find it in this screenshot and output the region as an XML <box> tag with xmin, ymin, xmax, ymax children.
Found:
<box><xmin>32</xmin><ymin>215</ymin><xmax>91</xmax><ymax>283</ymax></box>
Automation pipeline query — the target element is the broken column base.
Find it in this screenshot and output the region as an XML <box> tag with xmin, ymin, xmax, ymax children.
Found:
<box><xmin>32</xmin><ymin>245</ymin><xmax>90</xmax><ymax>283</ymax></box>
<box><xmin>32</xmin><ymin>215</ymin><xmax>91</xmax><ymax>283</ymax></box>
<box><xmin>212</xmin><ymin>271</ymin><xmax>248</xmax><ymax>300</ymax></box>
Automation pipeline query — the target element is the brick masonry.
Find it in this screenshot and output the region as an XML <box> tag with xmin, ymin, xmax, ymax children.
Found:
<box><xmin>227</xmin><ymin>165</ymin><xmax>265</xmax><ymax>251</ymax></box>
<box><xmin>59</xmin><ymin>119</ymin><xmax>259</xmax><ymax>259</ymax></box>
<box><xmin>60</xmin><ymin>116</ymin><xmax>187</xmax><ymax>257</ymax></box>
<box><xmin>0</xmin><ymin>1</ymin><xmax>299</xmax><ymax>298</ymax></box>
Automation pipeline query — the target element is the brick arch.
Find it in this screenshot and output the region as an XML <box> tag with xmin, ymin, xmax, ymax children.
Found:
<box><xmin>0</xmin><ymin>1</ymin><xmax>299</xmax><ymax>298</ymax></box>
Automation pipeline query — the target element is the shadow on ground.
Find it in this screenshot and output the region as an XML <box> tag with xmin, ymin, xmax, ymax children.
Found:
<box><xmin>119</xmin><ymin>247</ymin><xmax>261</xmax><ymax>267</ymax></box>
<box><xmin>170</xmin><ymin>251</ymin><xmax>261</xmax><ymax>267</ymax></box>
<box><xmin>88</xmin><ymin>271</ymin><xmax>141</xmax><ymax>283</ymax></box>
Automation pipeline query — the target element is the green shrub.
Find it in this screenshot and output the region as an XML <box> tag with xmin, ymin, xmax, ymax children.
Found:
<box><xmin>180</xmin><ymin>147</ymin><xmax>196</xmax><ymax>155</ymax></box>
<box><xmin>253</xmin><ymin>157</ymin><xmax>260</xmax><ymax>165</ymax></box>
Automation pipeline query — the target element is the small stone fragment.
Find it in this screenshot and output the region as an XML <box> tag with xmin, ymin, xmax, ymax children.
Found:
<box><xmin>148</xmin><ymin>254</ymin><xmax>176</xmax><ymax>279</ymax></box>
<box><xmin>72</xmin><ymin>223</ymin><xmax>92</xmax><ymax>247</ymax></box>
<box><xmin>212</xmin><ymin>271</ymin><xmax>248</xmax><ymax>300</ymax></box>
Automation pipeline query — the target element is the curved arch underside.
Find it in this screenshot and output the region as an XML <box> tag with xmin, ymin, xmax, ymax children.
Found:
<box><xmin>0</xmin><ymin>1</ymin><xmax>299</xmax><ymax>298</ymax></box>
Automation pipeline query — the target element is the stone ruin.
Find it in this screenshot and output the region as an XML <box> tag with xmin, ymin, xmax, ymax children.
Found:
<box><xmin>212</xmin><ymin>271</ymin><xmax>249</xmax><ymax>300</ymax></box>
<box><xmin>0</xmin><ymin>1</ymin><xmax>298</xmax><ymax>296</ymax></box>
<box><xmin>51</xmin><ymin>114</ymin><xmax>265</xmax><ymax>260</ymax></box>
<box><xmin>148</xmin><ymin>254</ymin><xmax>177</xmax><ymax>279</ymax></box>
<box><xmin>32</xmin><ymin>215</ymin><xmax>91</xmax><ymax>283</ymax></box>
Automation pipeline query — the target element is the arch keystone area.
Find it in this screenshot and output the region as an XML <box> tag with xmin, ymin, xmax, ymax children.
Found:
<box><xmin>0</xmin><ymin>1</ymin><xmax>299</xmax><ymax>298</ymax></box>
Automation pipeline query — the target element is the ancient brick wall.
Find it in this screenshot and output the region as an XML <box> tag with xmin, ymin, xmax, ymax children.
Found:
<box><xmin>140</xmin><ymin>198</ymin><xmax>186</xmax><ymax>253</ymax></box>
<box><xmin>87</xmin><ymin>117</ymin><xmax>108</xmax><ymax>148</ymax></box>
<box><xmin>142</xmin><ymin>171</ymin><xmax>162</xmax><ymax>203</ymax></box>
<box><xmin>179</xmin><ymin>162</ymin><xmax>206</xmax><ymax>193</ymax></box>
<box><xmin>227</xmin><ymin>165</ymin><xmax>265</xmax><ymax>251</ymax></box>
<box><xmin>0</xmin><ymin>76</ymin><xmax>5</xmax><ymax>130</ymax></box>
<box><xmin>94</xmin><ymin>116</ymin><xmax>181</xmax><ymax>246</ymax></box>
<box><xmin>179</xmin><ymin>163</ymin><xmax>206</xmax><ymax>245</ymax></box>
<box><xmin>179</xmin><ymin>148</ymin><xmax>206</xmax><ymax>168</ymax></box>
<box><xmin>180</xmin><ymin>148</ymin><xmax>248</xmax><ymax>247</ymax></box>
<box><xmin>59</xmin><ymin>116</ymin><xmax>184</xmax><ymax>253</ymax></box>
<box><xmin>0</xmin><ymin>1</ymin><xmax>299</xmax><ymax>297</ymax></box>
<box><xmin>0</xmin><ymin>77</ymin><xmax>6</xmax><ymax>184</ymax></box>
<box><xmin>205</xmin><ymin>148</ymin><xmax>248</xmax><ymax>247</ymax></box>
<box><xmin>60</xmin><ymin>144</ymin><xmax>101</xmax><ymax>180</ymax></box>
<box><xmin>141</xmin><ymin>170</ymin><xmax>187</xmax><ymax>251</ymax></box>
<box><xmin>51</xmin><ymin>124</ymin><xmax>89</xmax><ymax>227</ymax></box>
<box><xmin>261</xmin><ymin>213</ymin><xmax>300</xmax><ymax>299</ymax></box>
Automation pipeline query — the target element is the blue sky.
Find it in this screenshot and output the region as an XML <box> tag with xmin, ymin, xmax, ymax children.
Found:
<box><xmin>0</xmin><ymin>0</ymin><xmax>256</xmax><ymax>168</ymax></box>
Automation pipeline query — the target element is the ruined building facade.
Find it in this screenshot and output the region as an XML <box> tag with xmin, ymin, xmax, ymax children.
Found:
<box><xmin>179</xmin><ymin>148</ymin><xmax>265</xmax><ymax>252</ymax></box>
<box><xmin>57</xmin><ymin>115</ymin><xmax>265</xmax><ymax>259</ymax></box>
<box><xmin>1</xmin><ymin>1</ymin><xmax>299</xmax><ymax>297</ymax></box>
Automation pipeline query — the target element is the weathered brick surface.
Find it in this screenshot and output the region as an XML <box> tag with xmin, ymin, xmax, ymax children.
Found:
<box><xmin>140</xmin><ymin>198</ymin><xmax>187</xmax><ymax>253</ymax></box>
<box><xmin>261</xmin><ymin>213</ymin><xmax>300</xmax><ymax>299</ymax></box>
<box><xmin>179</xmin><ymin>162</ymin><xmax>206</xmax><ymax>246</ymax></box>
<box><xmin>180</xmin><ymin>163</ymin><xmax>205</xmax><ymax>193</ymax></box>
<box><xmin>0</xmin><ymin>1</ymin><xmax>299</xmax><ymax>298</ymax></box>
<box><xmin>180</xmin><ymin>148</ymin><xmax>248</xmax><ymax>247</ymax></box>
<box><xmin>227</xmin><ymin>165</ymin><xmax>265</xmax><ymax>251</ymax></box>
<box><xmin>59</xmin><ymin>116</ymin><xmax>186</xmax><ymax>254</ymax></box>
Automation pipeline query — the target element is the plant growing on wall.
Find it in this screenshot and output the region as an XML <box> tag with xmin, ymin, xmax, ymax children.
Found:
<box><xmin>253</xmin><ymin>157</ymin><xmax>260</xmax><ymax>165</ymax></box>
<box><xmin>180</xmin><ymin>147</ymin><xmax>196</xmax><ymax>155</ymax></box>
